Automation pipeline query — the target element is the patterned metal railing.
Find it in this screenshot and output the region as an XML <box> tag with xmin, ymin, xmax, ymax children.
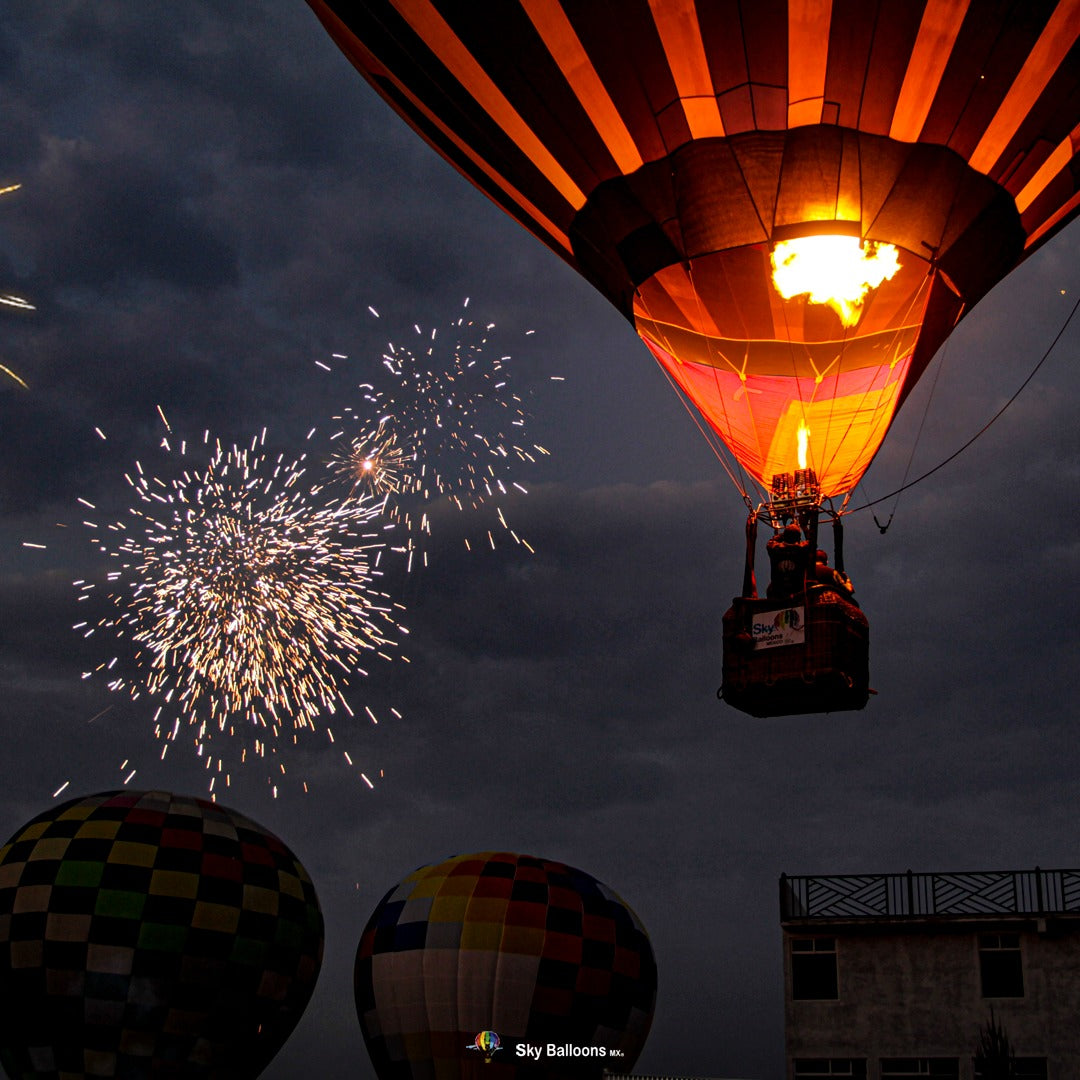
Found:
<box><xmin>780</xmin><ymin>868</ymin><xmax>1080</xmax><ymax>920</ymax></box>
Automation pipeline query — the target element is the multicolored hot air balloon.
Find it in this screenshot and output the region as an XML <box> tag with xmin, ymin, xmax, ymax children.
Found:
<box><xmin>0</xmin><ymin>790</ymin><xmax>323</xmax><ymax>1079</ymax></box>
<box><xmin>308</xmin><ymin>0</ymin><xmax>1080</xmax><ymax>713</ymax></box>
<box><xmin>354</xmin><ymin>852</ymin><xmax>657</xmax><ymax>1080</ymax></box>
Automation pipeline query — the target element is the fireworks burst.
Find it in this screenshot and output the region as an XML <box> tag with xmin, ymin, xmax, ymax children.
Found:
<box><xmin>76</xmin><ymin>423</ymin><xmax>407</xmax><ymax>794</ymax></box>
<box><xmin>328</xmin><ymin>419</ymin><xmax>411</xmax><ymax>497</ymax></box>
<box><xmin>1</xmin><ymin>182</ymin><xmax>32</xmax><ymax>389</ymax></box>
<box><xmin>321</xmin><ymin>301</ymin><xmax>549</xmax><ymax>563</ymax></box>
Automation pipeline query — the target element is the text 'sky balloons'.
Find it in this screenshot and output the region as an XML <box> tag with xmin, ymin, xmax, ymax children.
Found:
<box><xmin>310</xmin><ymin>0</ymin><xmax>1080</xmax><ymax>497</ymax></box>
<box><xmin>0</xmin><ymin>791</ymin><xmax>323</xmax><ymax>1079</ymax></box>
<box><xmin>355</xmin><ymin>852</ymin><xmax>657</xmax><ymax>1080</ymax></box>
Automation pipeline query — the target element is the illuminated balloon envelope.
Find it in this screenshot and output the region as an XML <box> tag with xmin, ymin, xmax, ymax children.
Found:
<box><xmin>355</xmin><ymin>852</ymin><xmax>657</xmax><ymax>1080</ymax></box>
<box><xmin>0</xmin><ymin>790</ymin><xmax>323</xmax><ymax>1079</ymax></box>
<box><xmin>309</xmin><ymin>0</ymin><xmax>1080</xmax><ymax>499</ymax></box>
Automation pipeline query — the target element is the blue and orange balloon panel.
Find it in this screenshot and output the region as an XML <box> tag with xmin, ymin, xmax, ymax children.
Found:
<box><xmin>0</xmin><ymin>791</ymin><xmax>323</xmax><ymax>1080</ymax></box>
<box><xmin>355</xmin><ymin>852</ymin><xmax>657</xmax><ymax>1080</ymax></box>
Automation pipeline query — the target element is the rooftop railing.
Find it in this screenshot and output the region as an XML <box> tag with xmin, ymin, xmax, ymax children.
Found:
<box><xmin>780</xmin><ymin>868</ymin><xmax>1080</xmax><ymax>920</ymax></box>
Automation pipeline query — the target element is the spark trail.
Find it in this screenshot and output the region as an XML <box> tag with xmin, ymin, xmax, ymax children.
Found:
<box><xmin>76</xmin><ymin>424</ymin><xmax>407</xmax><ymax>794</ymax></box>
<box><xmin>1</xmin><ymin>182</ymin><xmax>32</xmax><ymax>388</ymax></box>
<box><xmin>321</xmin><ymin>302</ymin><xmax>548</xmax><ymax>565</ymax></box>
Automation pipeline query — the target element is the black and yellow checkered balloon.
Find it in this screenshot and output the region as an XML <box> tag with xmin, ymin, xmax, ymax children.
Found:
<box><xmin>0</xmin><ymin>790</ymin><xmax>323</xmax><ymax>1079</ymax></box>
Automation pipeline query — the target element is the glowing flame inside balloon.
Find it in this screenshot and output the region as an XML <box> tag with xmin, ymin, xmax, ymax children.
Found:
<box><xmin>797</xmin><ymin>421</ymin><xmax>811</xmax><ymax>470</ymax></box>
<box><xmin>771</xmin><ymin>235</ymin><xmax>901</xmax><ymax>327</ymax></box>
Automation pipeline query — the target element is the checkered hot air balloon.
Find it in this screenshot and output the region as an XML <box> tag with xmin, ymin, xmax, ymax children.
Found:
<box><xmin>0</xmin><ymin>790</ymin><xmax>323</xmax><ymax>1079</ymax></box>
<box><xmin>354</xmin><ymin>852</ymin><xmax>657</xmax><ymax>1080</ymax></box>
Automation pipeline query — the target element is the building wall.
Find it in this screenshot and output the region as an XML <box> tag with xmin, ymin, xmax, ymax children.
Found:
<box><xmin>782</xmin><ymin>916</ymin><xmax>1080</xmax><ymax>1079</ymax></box>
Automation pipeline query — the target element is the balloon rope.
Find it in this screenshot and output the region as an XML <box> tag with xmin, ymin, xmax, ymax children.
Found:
<box><xmin>869</xmin><ymin>334</ymin><xmax>952</xmax><ymax>532</ymax></box>
<box><xmin>851</xmin><ymin>289</ymin><xmax>1080</xmax><ymax>515</ymax></box>
<box><xmin>653</xmin><ymin>357</ymin><xmax>757</xmax><ymax>508</ymax></box>
<box><xmin>834</xmin><ymin>272</ymin><xmax>934</xmax><ymax>491</ymax></box>
<box><xmin>682</xmin><ymin>258</ymin><xmax>762</xmax><ymax>504</ymax></box>
<box><xmin>808</xmin><ymin>269</ymin><xmax>931</xmax><ymax>497</ymax></box>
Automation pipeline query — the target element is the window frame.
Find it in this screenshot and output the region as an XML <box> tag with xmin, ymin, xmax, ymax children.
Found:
<box><xmin>880</xmin><ymin>1058</ymin><xmax>960</xmax><ymax>1077</ymax></box>
<box><xmin>790</xmin><ymin>936</ymin><xmax>839</xmax><ymax>1001</ymax></box>
<box><xmin>977</xmin><ymin>931</ymin><xmax>1025</xmax><ymax>998</ymax></box>
<box><xmin>973</xmin><ymin>1057</ymin><xmax>1047</xmax><ymax>1080</ymax></box>
<box><xmin>792</xmin><ymin>1058</ymin><xmax>867</xmax><ymax>1078</ymax></box>
<box><xmin>1011</xmin><ymin>1059</ymin><xmax>1048</xmax><ymax>1080</ymax></box>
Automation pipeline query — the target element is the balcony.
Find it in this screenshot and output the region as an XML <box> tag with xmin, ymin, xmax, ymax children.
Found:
<box><xmin>780</xmin><ymin>868</ymin><xmax>1080</xmax><ymax>920</ymax></box>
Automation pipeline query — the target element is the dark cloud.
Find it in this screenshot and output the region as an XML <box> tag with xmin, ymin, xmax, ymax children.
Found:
<box><xmin>0</xmin><ymin>5</ymin><xmax>1078</xmax><ymax>1080</ymax></box>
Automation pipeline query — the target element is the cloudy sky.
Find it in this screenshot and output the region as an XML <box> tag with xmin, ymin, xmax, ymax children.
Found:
<box><xmin>1</xmin><ymin>5</ymin><xmax>1079</xmax><ymax>1078</ymax></box>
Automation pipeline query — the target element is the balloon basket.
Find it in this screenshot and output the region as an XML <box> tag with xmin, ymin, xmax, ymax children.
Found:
<box><xmin>720</xmin><ymin>588</ymin><xmax>870</xmax><ymax>717</ymax></box>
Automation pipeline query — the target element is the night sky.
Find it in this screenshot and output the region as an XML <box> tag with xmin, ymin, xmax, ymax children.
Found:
<box><xmin>2</xmin><ymin>6</ymin><xmax>1080</xmax><ymax>1079</ymax></box>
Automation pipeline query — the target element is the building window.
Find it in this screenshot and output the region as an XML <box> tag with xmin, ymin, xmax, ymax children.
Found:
<box><xmin>974</xmin><ymin>1058</ymin><xmax>1046</xmax><ymax>1079</ymax></box>
<box><xmin>881</xmin><ymin>1059</ymin><xmax>959</xmax><ymax>1077</ymax></box>
<box><xmin>978</xmin><ymin>933</ymin><xmax>1024</xmax><ymax>997</ymax></box>
<box><xmin>793</xmin><ymin>1060</ymin><xmax>867</xmax><ymax>1077</ymax></box>
<box><xmin>791</xmin><ymin>937</ymin><xmax>838</xmax><ymax>999</ymax></box>
<box><xmin>1011</xmin><ymin>1060</ymin><xmax>1047</xmax><ymax>1080</ymax></box>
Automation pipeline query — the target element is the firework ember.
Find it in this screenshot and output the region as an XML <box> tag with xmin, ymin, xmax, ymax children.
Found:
<box><xmin>328</xmin><ymin>419</ymin><xmax>412</xmax><ymax>497</ymax></box>
<box><xmin>77</xmin><ymin>424</ymin><xmax>407</xmax><ymax>793</ymax></box>
<box><xmin>1</xmin><ymin>182</ymin><xmax>32</xmax><ymax>387</ymax></box>
<box><xmin>321</xmin><ymin>302</ymin><xmax>548</xmax><ymax>563</ymax></box>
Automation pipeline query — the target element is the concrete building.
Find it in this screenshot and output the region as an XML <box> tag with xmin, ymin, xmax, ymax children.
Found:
<box><xmin>780</xmin><ymin>867</ymin><xmax>1080</xmax><ymax>1080</ymax></box>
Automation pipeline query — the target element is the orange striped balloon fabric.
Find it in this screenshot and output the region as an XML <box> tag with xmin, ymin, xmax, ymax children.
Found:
<box><xmin>310</xmin><ymin>0</ymin><xmax>1080</xmax><ymax>496</ymax></box>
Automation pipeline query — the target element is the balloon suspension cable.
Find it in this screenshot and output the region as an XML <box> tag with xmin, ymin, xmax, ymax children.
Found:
<box><xmin>852</xmin><ymin>288</ymin><xmax>1080</xmax><ymax>518</ymax></box>
<box><xmin>869</xmin><ymin>336</ymin><xmax>952</xmax><ymax>534</ymax></box>
<box><xmin>653</xmin><ymin>358</ymin><xmax>760</xmax><ymax>511</ymax></box>
<box><xmin>742</xmin><ymin>512</ymin><xmax>758</xmax><ymax>598</ymax></box>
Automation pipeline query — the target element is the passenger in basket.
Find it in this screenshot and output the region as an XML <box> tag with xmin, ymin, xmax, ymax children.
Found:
<box><xmin>813</xmin><ymin>548</ymin><xmax>856</xmax><ymax>602</ymax></box>
<box><xmin>765</xmin><ymin>523</ymin><xmax>809</xmax><ymax>599</ymax></box>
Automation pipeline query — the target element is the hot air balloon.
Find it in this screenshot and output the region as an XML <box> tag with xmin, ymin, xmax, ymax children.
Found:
<box><xmin>355</xmin><ymin>852</ymin><xmax>657</xmax><ymax>1080</ymax></box>
<box><xmin>0</xmin><ymin>790</ymin><xmax>323</xmax><ymax>1079</ymax></box>
<box><xmin>307</xmin><ymin>0</ymin><xmax>1080</xmax><ymax>714</ymax></box>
